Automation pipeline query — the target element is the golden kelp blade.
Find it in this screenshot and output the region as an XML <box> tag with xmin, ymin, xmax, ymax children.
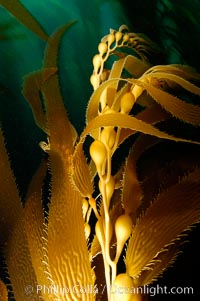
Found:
<box><xmin>47</xmin><ymin>167</ymin><xmax>96</xmax><ymax>300</ymax></box>
<box><xmin>144</xmin><ymin>64</ymin><xmax>200</xmax><ymax>82</ymax></box>
<box><xmin>121</xmin><ymin>148</ymin><xmax>143</xmax><ymax>217</ymax></box>
<box><xmin>0</xmin><ymin>130</ymin><xmax>40</xmax><ymax>300</ymax></box>
<box><xmin>139</xmin><ymin>80</ymin><xmax>200</xmax><ymax>126</ymax></box>
<box><xmin>0</xmin><ymin>129</ymin><xmax>22</xmax><ymax>242</ymax></box>
<box><xmin>43</xmin><ymin>108</ymin><xmax>96</xmax><ymax>299</ymax></box>
<box><xmin>23</xmin><ymin>69</ymin><xmax>55</xmax><ymax>134</ymax></box>
<box><xmin>90</xmin><ymin>235</ymin><xmax>101</xmax><ymax>259</ymax></box>
<box><xmin>0</xmin><ymin>0</ymin><xmax>48</xmax><ymax>41</ymax></box>
<box><xmin>118</xmin><ymin>104</ymin><xmax>170</xmax><ymax>146</ymax></box>
<box><xmin>0</xmin><ymin>280</ymin><xmax>7</xmax><ymax>301</ymax></box>
<box><xmin>39</xmin><ymin>24</ymin><xmax>95</xmax><ymax>300</ymax></box>
<box><xmin>112</xmin><ymin>55</ymin><xmax>149</xmax><ymax>79</ymax></box>
<box><xmin>72</xmin><ymin>143</ymin><xmax>94</xmax><ymax>198</ymax></box>
<box><xmin>44</xmin><ymin>21</ymin><xmax>76</xmax><ymax>68</ymax></box>
<box><xmin>87</xmin><ymin>55</ymin><xmax>149</xmax><ymax>123</ymax></box>
<box><xmin>87</xmin><ymin>80</ymin><xmax>116</xmax><ymax>124</ymax></box>
<box><xmin>136</xmin><ymin>240</ymin><xmax>183</xmax><ymax>286</ymax></box>
<box><xmin>82</xmin><ymin>112</ymin><xmax>200</xmax><ymax>145</ymax></box>
<box><xmin>121</xmin><ymin>134</ymin><xmax>160</xmax><ymax>218</ymax></box>
<box><xmin>143</xmin><ymin>72</ymin><xmax>200</xmax><ymax>95</ymax></box>
<box><xmin>125</xmin><ymin>168</ymin><xmax>200</xmax><ymax>278</ymax></box>
<box><xmin>5</xmin><ymin>216</ymin><xmax>42</xmax><ymax>300</ymax></box>
<box><xmin>42</xmin><ymin>23</ymin><xmax>77</xmax><ymax>152</ymax></box>
<box><xmin>135</xmin><ymin>104</ymin><xmax>170</xmax><ymax>125</ymax></box>
<box><xmin>90</xmin><ymin>25</ymin><xmax>158</xmax><ymax>89</ymax></box>
<box><xmin>24</xmin><ymin>160</ymin><xmax>54</xmax><ymax>301</ymax></box>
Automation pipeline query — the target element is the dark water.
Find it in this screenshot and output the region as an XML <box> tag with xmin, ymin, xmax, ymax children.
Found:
<box><xmin>0</xmin><ymin>0</ymin><xmax>200</xmax><ymax>300</ymax></box>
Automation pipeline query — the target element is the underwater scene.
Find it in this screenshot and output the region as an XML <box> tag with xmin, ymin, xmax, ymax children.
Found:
<box><xmin>0</xmin><ymin>0</ymin><xmax>200</xmax><ymax>300</ymax></box>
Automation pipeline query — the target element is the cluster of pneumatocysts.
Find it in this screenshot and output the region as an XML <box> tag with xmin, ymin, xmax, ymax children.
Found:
<box><xmin>90</xmin><ymin>24</ymin><xmax>147</xmax><ymax>90</ymax></box>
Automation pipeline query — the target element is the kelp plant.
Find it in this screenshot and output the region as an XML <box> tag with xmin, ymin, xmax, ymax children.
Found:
<box><xmin>0</xmin><ymin>2</ymin><xmax>200</xmax><ymax>301</ymax></box>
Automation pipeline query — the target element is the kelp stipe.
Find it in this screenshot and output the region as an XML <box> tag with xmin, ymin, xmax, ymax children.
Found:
<box><xmin>0</xmin><ymin>3</ymin><xmax>200</xmax><ymax>301</ymax></box>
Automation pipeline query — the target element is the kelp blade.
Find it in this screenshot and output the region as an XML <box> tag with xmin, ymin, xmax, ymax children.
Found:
<box><xmin>126</xmin><ymin>168</ymin><xmax>200</xmax><ymax>278</ymax></box>
<box><xmin>82</xmin><ymin>112</ymin><xmax>200</xmax><ymax>145</ymax></box>
<box><xmin>0</xmin><ymin>129</ymin><xmax>22</xmax><ymax>242</ymax></box>
<box><xmin>24</xmin><ymin>160</ymin><xmax>54</xmax><ymax>301</ymax></box>
<box><xmin>0</xmin><ymin>280</ymin><xmax>8</xmax><ymax>301</ymax></box>
<box><xmin>40</xmin><ymin>23</ymin><xmax>95</xmax><ymax>300</ymax></box>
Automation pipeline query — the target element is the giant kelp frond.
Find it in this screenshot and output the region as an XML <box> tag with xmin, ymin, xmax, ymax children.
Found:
<box><xmin>0</xmin><ymin>0</ymin><xmax>48</xmax><ymax>41</ymax></box>
<box><xmin>1</xmin><ymin>15</ymin><xmax>200</xmax><ymax>301</ymax></box>
<box><xmin>84</xmin><ymin>25</ymin><xmax>200</xmax><ymax>301</ymax></box>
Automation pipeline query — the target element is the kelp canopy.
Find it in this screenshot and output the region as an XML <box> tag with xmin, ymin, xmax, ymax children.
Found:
<box><xmin>0</xmin><ymin>1</ymin><xmax>200</xmax><ymax>301</ymax></box>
